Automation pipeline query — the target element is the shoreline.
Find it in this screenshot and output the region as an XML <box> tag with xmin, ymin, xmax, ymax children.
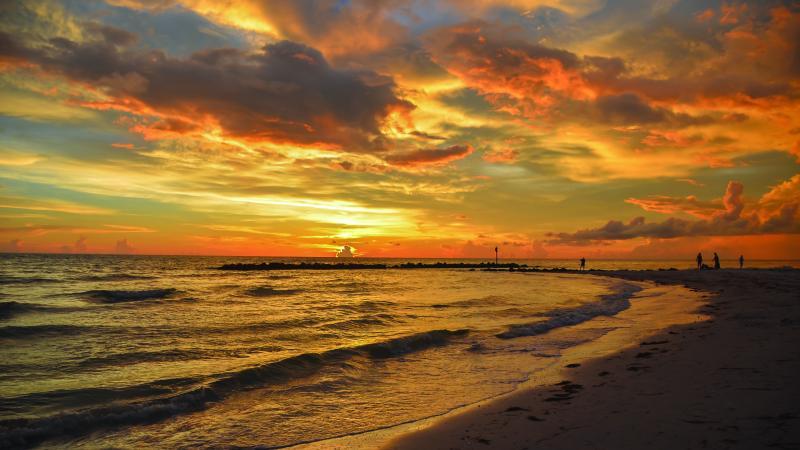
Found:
<box><xmin>294</xmin><ymin>269</ymin><xmax>719</xmax><ymax>450</ymax></box>
<box><xmin>378</xmin><ymin>268</ymin><xmax>800</xmax><ymax>449</ymax></box>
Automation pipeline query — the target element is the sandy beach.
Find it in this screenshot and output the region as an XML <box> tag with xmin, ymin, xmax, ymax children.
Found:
<box><xmin>383</xmin><ymin>268</ymin><xmax>800</xmax><ymax>450</ymax></box>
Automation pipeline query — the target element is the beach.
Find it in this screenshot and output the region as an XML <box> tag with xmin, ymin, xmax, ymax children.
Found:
<box><xmin>384</xmin><ymin>268</ymin><xmax>800</xmax><ymax>450</ymax></box>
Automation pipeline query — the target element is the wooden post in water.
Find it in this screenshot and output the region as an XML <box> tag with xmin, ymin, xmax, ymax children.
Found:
<box><xmin>495</xmin><ymin>246</ymin><xmax>498</xmax><ymax>265</ymax></box>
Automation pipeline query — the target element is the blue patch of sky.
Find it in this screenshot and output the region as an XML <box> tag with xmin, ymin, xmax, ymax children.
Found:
<box><xmin>61</xmin><ymin>0</ymin><xmax>249</xmax><ymax>55</ymax></box>
<box><xmin>0</xmin><ymin>115</ymin><xmax>149</xmax><ymax>163</ymax></box>
<box><xmin>0</xmin><ymin>176</ymin><xmax>184</xmax><ymax>217</ymax></box>
<box><xmin>388</xmin><ymin>2</ymin><xmax>467</xmax><ymax>37</ymax></box>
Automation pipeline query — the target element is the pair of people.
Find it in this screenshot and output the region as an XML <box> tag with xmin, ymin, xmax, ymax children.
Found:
<box><xmin>696</xmin><ymin>252</ymin><xmax>744</xmax><ymax>270</ymax></box>
<box><xmin>696</xmin><ymin>252</ymin><xmax>720</xmax><ymax>270</ymax></box>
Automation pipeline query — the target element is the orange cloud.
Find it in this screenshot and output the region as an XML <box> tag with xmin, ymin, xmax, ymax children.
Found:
<box><xmin>624</xmin><ymin>196</ymin><xmax>720</xmax><ymax>219</ymax></box>
<box><xmin>695</xmin><ymin>8</ymin><xmax>715</xmax><ymax>23</ymax></box>
<box><xmin>482</xmin><ymin>147</ymin><xmax>518</xmax><ymax>163</ymax></box>
<box><xmin>426</xmin><ymin>22</ymin><xmax>597</xmax><ymax>118</ymax></box>
<box><xmin>720</xmin><ymin>2</ymin><xmax>748</xmax><ymax>25</ymax></box>
<box><xmin>549</xmin><ymin>178</ymin><xmax>800</xmax><ymax>244</ymax></box>
<box><xmin>791</xmin><ymin>140</ymin><xmax>800</xmax><ymax>162</ymax></box>
<box><xmin>385</xmin><ymin>144</ymin><xmax>474</xmax><ymax>168</ymax></box>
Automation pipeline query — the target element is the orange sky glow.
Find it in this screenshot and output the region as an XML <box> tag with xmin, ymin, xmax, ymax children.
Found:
<box><xmin>0</xmin><ymin>0</ymin><xmax>798</xmax><ymax>259</ymax></box>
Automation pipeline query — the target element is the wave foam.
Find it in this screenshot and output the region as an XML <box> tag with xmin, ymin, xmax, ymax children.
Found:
<box><xmin>496</xmin><ymin>282</ymin><xmax>642</xmax><ymax>339</ymax></box>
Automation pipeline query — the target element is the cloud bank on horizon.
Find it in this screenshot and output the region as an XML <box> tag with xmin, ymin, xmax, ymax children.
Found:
<box><xmin>0</xmin><ymin>0</ymin><xmax>798</xmax><ymax>259</ymax></box>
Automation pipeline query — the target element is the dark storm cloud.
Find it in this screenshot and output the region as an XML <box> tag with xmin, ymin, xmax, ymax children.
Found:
<box><xmin>592</xmin><ymin>93</ymin><xmax>712</xmax><ymax>126</ymax></box>
<box><xmin>0</xmin><ymin>25</ymin><xmax>413</xmax><ymax>150</ymax></box>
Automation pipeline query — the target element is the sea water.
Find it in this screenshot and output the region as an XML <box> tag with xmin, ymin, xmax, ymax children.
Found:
<box><xmin>0</xmin><ymin>255</ymin><xmax>795</xmax><ymax>448</ymax></box>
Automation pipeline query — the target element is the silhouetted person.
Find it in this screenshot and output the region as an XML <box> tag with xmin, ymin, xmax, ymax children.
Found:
<box><xmin>739</xmin><ymin>254</ymin><xmax>744</xmax><ymax>269</ymax></box>
<box><xmin>696</xmin><ymin>252</ymin><xmax>703</xmax><ymax>271</ymax></box>
<box><xmin>713</xmin><ymin>252</ymin><xmax>720</xmax><ymax>270</ymax></box>
<box><xmin>579</xmin><ymin>257</ymin><xmax>586</xmax><ymax>271</ymax></box>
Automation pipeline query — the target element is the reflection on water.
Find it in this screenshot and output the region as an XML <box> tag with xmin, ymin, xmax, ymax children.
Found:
<box><xmin>0</xmin><ymin>255</ymin><xmax>794</xmax><ymax>448</ymax></box>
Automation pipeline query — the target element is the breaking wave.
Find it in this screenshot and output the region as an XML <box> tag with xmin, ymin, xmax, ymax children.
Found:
<box><xmin>0</xmin><ymin>302</ymin><xmax>45</xmax><ymax>320</ymax></box>
<box><xmin>243</xmin><ymin>286</ymin><xmax>303</xmax><ymax>297</ymax></box>
<box><xmin>78</xmin><ymin>288</ymin><xmax>178</xmax><ymax>303</ymax></box>
<box><xmin>0</xmin><ymin>276</ymin><xmax>60</xmax><ymax>285</ymax></box>
<box><xmin>496</xmin><ymin>282</ymin><xmax>642</xmax><ymax>339</ymax></box>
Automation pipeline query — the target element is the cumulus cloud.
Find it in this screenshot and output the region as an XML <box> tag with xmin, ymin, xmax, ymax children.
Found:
<box><xmin>548</xmin><ymin>179</ymin><xmax>800</xmax><ymax>244</ymax></box>
<box><xmin>719</xmin><ymin>181</ymin><xmax>744</xmax><ymax>221</ymax></box>
<box><xmin>114</xmin><ymin>238</ymin><xmax>135</xmax><ymax>254</ymax></box>
<box><xmin>425</xmin><ymin>21</ymin><xmax>594</xmax><ymax>116</ymax></box>
<box><xmin>385</xmin><ymin>144</ymin><xmax>474</xmax><ymax>167</ymax></box>
<box><xmin>0</xmin><ymin>26</ymin><xmax>413</xmax><ymax>151</ymax></box>
<box><xmin>424</xmin><ymin>21</ymin><xmax>718</xmax><ymax>127</ymax></box>
<box><xmin>74</xmin><ymin>236</ymin><xmax>87</xmax><ymax>253</ymax></box>
<box><xmin>336</xmin><ymin>244</ymin><xmax>354</xmax><ymax>257</ymax></box>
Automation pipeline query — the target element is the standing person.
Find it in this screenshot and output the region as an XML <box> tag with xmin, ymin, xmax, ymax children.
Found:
<box><xmin>713</xmin><ymin>252</ymin><xmax>720</xmax><ymax>270</ymax></box>
<box><xmin>696</xmin><ymin>252</ymin><xmax>703</xmax><ymax>271</ymax></box>
<box><xmin>579</xmin><ymin>257</ymin><xmax>586</xmax><ymax>271</ymax></box>
<box><xmin>739</xmin><ymin>254</ymin><xmax>744</xmax><ymax>269</ymax></box>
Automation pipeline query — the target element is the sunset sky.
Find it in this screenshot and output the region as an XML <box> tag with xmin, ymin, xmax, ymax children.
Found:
<box><xmin>1</xmin><ymin>0</ymin><xmax>798</xmax><ymax>258</ymax></box>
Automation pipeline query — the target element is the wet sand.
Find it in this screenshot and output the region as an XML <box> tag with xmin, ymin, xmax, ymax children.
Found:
<box><xmin>383</xmin><ymin>269</ymin><xmax>800</xmax><ymax>450</ymax></box>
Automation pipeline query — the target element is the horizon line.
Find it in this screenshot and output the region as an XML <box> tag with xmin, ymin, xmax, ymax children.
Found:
<box><xmin>1</xmin><ymin>252</ymin><xmax>798</xmax><ymax>262</ymax></box>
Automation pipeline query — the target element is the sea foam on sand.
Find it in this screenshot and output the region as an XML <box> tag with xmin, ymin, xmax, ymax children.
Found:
<box><xmin>378</xmin><ymin>269</ymin><xmax>800</xmax><ymax>450</ymax></box>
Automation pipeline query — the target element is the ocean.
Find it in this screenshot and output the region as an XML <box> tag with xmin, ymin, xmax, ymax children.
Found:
<box><xmin>0</xmin><ymin>254</ymin><xmax>797</xmax><ymax>448</ymax></box>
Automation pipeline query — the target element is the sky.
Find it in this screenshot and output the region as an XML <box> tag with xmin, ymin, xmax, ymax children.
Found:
<box><xmin>0</xmin><ymin>0</ymin><xmax>798</xmax><ymax>259</ymax></box>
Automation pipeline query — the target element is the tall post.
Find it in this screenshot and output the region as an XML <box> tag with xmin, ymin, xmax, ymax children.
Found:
<box><xmin>495</xmin><ymin>246</ymin><xmax>498</xmax><ymax>265</ymax></box>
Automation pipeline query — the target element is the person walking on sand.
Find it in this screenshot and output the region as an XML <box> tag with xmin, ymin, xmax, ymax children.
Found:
<box><xmin>713</xmin><ymin>252</ymin><xmax>720</xmax><ymax>270</ymax></box>
<box><xmin>739</xmin><ymin>254</ymin><xmax>744</xmax><ymax>269</ymax></box>
<box><xmin>579</xmin><ymin>257</ymin><xmax>586</xmax><ymax>271</ymax></box>
<box><xmin>696</xmin><ymin>252</ymin><xmax>703</xmax><ymax>271</ymax></box>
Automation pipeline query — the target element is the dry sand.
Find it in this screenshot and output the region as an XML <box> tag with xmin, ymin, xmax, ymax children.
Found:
<box><xmin>382</xmin><ymin>269</ymin><xmax>800</xmax><ymax>450</ymax></box>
